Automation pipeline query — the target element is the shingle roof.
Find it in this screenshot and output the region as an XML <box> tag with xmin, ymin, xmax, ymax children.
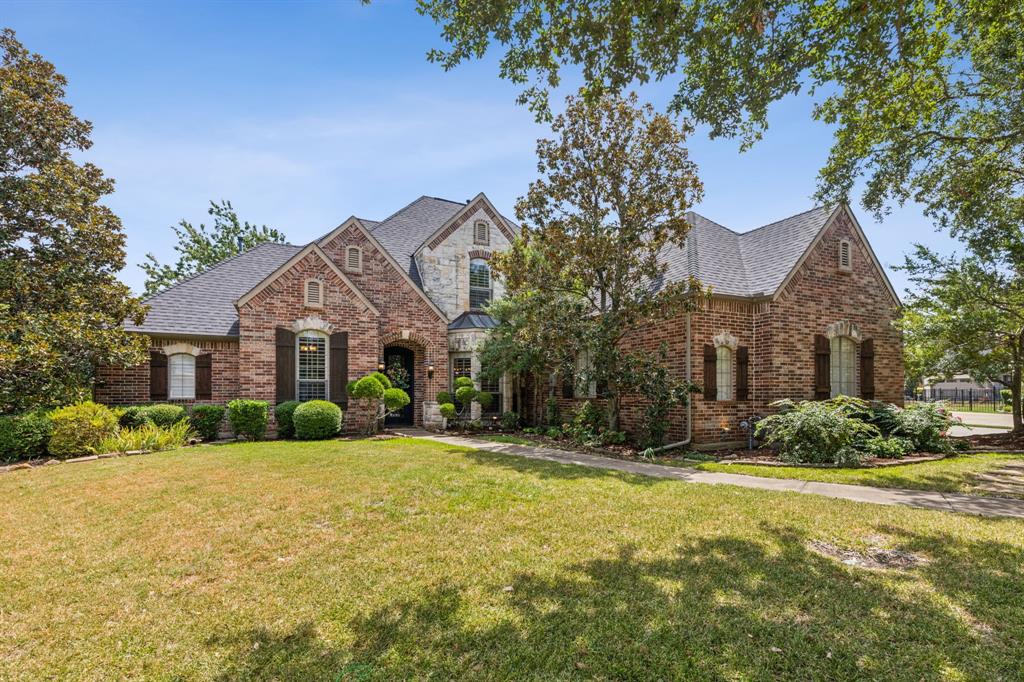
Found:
<box><xmin>657</xmin><ymin>205</ymin><xmax>836</xmax><ymax>298</ymax></box>
<box><xmin>367</xmin><ymin>196</ymin><xmax>468</xmax><ymax>287</ymax></box>
<box><xmin>448</xmin><ymin>311</ymin><xmax>498</xmax><ymax>330</ymax></box>
<box><xmin>127</xmin><ymin>242</ymin><xmax>302</xmax><ymax>337</ymax></box>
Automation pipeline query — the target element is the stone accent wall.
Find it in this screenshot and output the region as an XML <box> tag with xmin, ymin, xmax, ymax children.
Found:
<box><xmin>415</xmin><ymin>205</ymin><xmax>512</xmax><ymax>319</ymax></box>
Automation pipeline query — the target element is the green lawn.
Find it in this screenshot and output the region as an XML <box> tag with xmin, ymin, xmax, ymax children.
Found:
<box><xmin>683</xmin><ymin>452</ymin><xmax>1024</xmax><ymax>498</ymax></box>
<box><xmin>1</xmin><ymin>438</ymin><xmax>1022</xmax><ymax>680</ymax></box>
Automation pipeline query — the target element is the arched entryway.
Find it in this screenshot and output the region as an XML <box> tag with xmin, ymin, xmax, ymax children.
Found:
<box><xmin>383</xmin><ymin>345</ymin><xmax>415</xmax><ymax>425</ymax></box>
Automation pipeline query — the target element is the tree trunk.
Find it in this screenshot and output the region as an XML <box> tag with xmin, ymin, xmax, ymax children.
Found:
<box><xmin>607</xmin><ymin>387</ymin><xmax>620</xmax><ymax>432</ymax></box>
<box><xmin>1013</xmin><ymin>366</ymin><xmax>1023</xmax><ymax>433</ymax></box>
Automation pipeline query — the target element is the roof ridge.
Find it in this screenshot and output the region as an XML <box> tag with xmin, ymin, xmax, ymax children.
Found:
<box><xmin>687</xmin><ymin>210</ymin><xmax>740</xmax><ymax>235</ymax></box>
<box><xmin>739</xmin><ymin>204</ymin><xmax>832</xmax><ymax>236</ymax></box>
<box><xmin>141</xmin><ymin>241</ymin><xmax>299</xmax><ymax>302</ymax></box>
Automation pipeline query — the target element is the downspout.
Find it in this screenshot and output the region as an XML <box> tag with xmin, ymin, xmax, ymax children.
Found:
<box><xmin>642</xmin><ymin>311</ymin><xmax>693</xmax><ymax>456</ymax></box>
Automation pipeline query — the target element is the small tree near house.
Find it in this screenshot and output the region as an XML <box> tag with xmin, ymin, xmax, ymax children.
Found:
<box><xmin>348</xmin><ymin>372</ymin><xmax>410</xmax><ymax>435</ymax></box>
<box><xmin>437</xmin><ymin>377</ymin><xmax>493</xmax><ymax>426</ymax></box>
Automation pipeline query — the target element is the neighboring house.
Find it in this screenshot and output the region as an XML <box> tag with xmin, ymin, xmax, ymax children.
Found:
<box><xmin>96</xmin><ymin>196</ymin><xmax>902</xmax><ymax>444</ymax></box>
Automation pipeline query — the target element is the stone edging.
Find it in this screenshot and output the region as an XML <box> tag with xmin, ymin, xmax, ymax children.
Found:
<box><xmin>715</xmin><ymin>454</ymin><xmax>948</xmax><ymax>469</ymax></box>
<box><xmin>0</xmin><ymin>447</ymin><xmax>168</xmax><ymax>474</ymax></box>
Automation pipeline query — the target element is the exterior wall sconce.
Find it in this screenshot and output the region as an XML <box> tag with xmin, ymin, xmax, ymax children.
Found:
<box><xmin>377</xmin><ymin>358</ymin><xmax>386</xmax><ymax>371</ymax></box>
<box><xmin>427</xmin><ymin>362</ymin><xmax>435</xmax><ymax>378</ymax></box>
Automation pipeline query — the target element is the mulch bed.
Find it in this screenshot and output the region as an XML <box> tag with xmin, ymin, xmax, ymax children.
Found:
<box><xmin>964</xmin><ymin>431</ymin><xmax>1024</xmax><ymax>452</ymax></box>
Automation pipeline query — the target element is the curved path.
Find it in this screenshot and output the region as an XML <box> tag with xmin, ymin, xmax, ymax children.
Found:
<box><xmin>395</xmin><ymin>429</ymin><xmax>1024</xmax><ymax>520</ymax></box>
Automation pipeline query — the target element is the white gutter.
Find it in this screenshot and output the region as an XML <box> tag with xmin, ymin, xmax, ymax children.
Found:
<box><xmin>642</xmin><ymin>311</ymin><xmax>693</xmax><ymax>456</ymax></box>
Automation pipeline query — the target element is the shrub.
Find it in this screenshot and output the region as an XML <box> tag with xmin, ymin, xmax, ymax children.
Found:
<box><xmin>118</xmin><ymin>406</ymin><xmax>153</xmax><ymax>429</ymax></box>
<box><xmin>48</xmin><ymin>401</ymin><xmax>119</xmax><ymax>457</ymax></box>
<box><xmin>1001</xmin><ymin>388</ymin><xmax>1012</xmax><ymax>405</ymax></box>
<box><xmin>98</xmin><ymin>421</ymin><xmax>195</xmax><ymax>454</ymax></box>
<box><xmin>0</xmin><ymin>411</ymin><xmax>52</xmax><ymax>461</ymax></box>
<box><xmin>755</xmin><ymin>399</ymin><xmax>878</xmax><ymax>465</ymax></box>
<box><xmin>370</xmin><ymin>371</ymin><xmax>392</xmax><ymax>389</ymax></box>
<box><xmin>475</xmin><ymin>391</ymin><xmax>494</xmax><ymax>410</ymax></box>
<box><xmin>293</xmin><ymin>400</ymin><xmax>342</xmax><ymax>440</ymax></box>
<box><xmin>274</xmin><ymin>400</ymin><xmax>301</xmax><ymax>439</ymax></box>
<box><xmin>499</xmin><ymin>411</ymin><xmax>519</xmax><ymax>430</ymax></box>
<box><xmin>544</xmin><ymin>397</ymin><xmax>560</xmax><ymax>426</ymax></box>
<box><xmin>190</xmin><ymin>405</ymin><xmax>225</xmax><ymax>441</ymax></box>
<box><xmin>565</xmin><ymin>401</ymin><xmax>605</xmax><ymax>445</ymax></box>
<box><xmin>601</xmin><ymin>430</ymin><xmax>627</xmax><ymax>445</ymax></box>
<box><xmin>383</xmin><ymin>388</ymin><xmax>410</xmax><ymax>414</ymax></box>
<box><xmin>351</xmin><ymin>376</ymin><xmax>385</xmax><ymax>401</ymax></box>
<box><xmin>545</xmin><ymin>426</ymin><xmax>562</xmax><ymax>439</ymax></box>
<box><xmin>439</xmin><ymin>402</ymin><xmax>457</xmax><ymax>421</ymax></box>
<box><xmin>143</xmin><ymin>404</ymin><xmax>187</xmax><ymax>427</ymax></box>
<box><xmin>863</xmin><ymin>436</ymin><xmax>914</xmax><ymax>459</ymax></box>
<box><xmin>437</xmin><ymin>391</ymin><xmax>452</xmax><ymax>405</ymax></box>
<box><xmin>455</xmin><ymin>385</ymin><xmax>477</xmax><ymax>405</ymax></box>
<box><xmin>453</xmin><ymin>376</ymin><xmax>474</xmax><ymax>390</ymax></box>
<box><xmin>465</xmin><ymin>419</ymin><xmax>483</xmax><ymax>431</ymax></box>
<box><xmin>227</xmin><ymin>400</ymin><xmax>269</xmax><ymax>440</ymax></box>
<box><xmin>892</xmin><ymin>402</ymin><xmax>957</xmax><ymax>453</ymax></box>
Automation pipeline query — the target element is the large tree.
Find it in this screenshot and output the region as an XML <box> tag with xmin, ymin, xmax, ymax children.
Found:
<box><xmin>141</xmin><ymin>200</ymin><xmax>286</xmax><ymax>296</ymax></box>
<box><xmin>493</xmin><ymin>92</ymin><xmax>702</xmax><ymax>431</ymax></box>
<box><xmin>899</xmin><ymin>241</ymin><xmax>1024</xmax><ymax>432</ymax></box>
<box><xmin>420</xmin><ymin>1</ymin><xmax>1024</xmax><ymax>244</ymax></box>
<box><xmin>0</xmin><ymin>29</ymin><xmax>147</xmax><ymax>413</ymax></box>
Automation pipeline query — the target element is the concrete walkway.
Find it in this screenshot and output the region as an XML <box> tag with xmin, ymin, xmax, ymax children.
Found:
<box><xmin>395</xmin><ymin>429</ymin><xmax>1024</xmax><ymax>520</ymax></box>
<box><xmin>951</xmin><ymin>411</ymin><xmax>1013</xmax><ymax>429</ymax></box>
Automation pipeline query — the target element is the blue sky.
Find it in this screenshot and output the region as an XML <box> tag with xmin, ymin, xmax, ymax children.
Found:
<box><xmin>6</xmin><ymin>0</ymin><xmax>958</xmax><ymax>295</ymax></box>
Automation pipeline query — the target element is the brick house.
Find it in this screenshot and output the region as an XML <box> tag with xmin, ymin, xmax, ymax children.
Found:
<box><xmin>96</xmin><ymin>196</ymin><xmax>902</xmax><ymax>444</ymax></box>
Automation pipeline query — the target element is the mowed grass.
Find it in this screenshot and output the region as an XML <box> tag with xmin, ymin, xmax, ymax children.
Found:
<box><xmin>687</xmin><ymin>452</ymin><xmax>1024</xmax><ymax>498</ymax></box>
<box><xmin>0</xmin><ymin>439</ymin><xmax>1022</xmax><ymax>681</ymax></box>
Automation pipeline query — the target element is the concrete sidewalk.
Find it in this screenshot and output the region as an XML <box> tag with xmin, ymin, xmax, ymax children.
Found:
<box><xmin>395</xmin><ymin>430</ymin><xmax>1024</xmax><ymax>520</ymax></box>
<box><xmin>951</xmin><ymin>411</ymin><xmax>1013</xmax><ymax>428</ymax></box>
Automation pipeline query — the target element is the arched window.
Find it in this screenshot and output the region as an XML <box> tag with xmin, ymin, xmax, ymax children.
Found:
<box><xmin>168</xmin><ymin>353</ymin><xmax>196</xmax><ymax>400</ymax></box>
<box><xmin>716</xmin><ymin>346</ymin><xmax>734</xmax><ymax>401</ymax></box>
<box><xmin>830</xmin><ymin>336</ymin><xmax>857</xmax><ymax>397</ymax></box>
<box><xmin>297</xmin><ymin>330</ymin><xmax>328</xmax><ymax>400</ymax></box>
<box><xmin>469</xmin><ymin>258</ymin><xmax>491</xmax><ymax>310</ymax></box>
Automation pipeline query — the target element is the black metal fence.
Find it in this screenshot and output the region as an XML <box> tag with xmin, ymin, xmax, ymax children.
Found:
<box><xmin>907</xmin><ymin>386</ymin><xmax>1008</xmax><ymax>411</ymax></box>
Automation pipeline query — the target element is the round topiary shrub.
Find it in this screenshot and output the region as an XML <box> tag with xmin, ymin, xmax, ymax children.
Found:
<box><xmin>143</xmin><ymin>404</ymin><xmax>187</xmax><ymax>427</ymax></box>
<box><xmin>370</xmin><ymin>371</ymin><xmax>392</xmax><ymax>389</ymax></box>
<box><xmin>48</xmin><ymin>401</ymin><xmax>119</xmax><ymax>457</ymax></box>
<box><xmin>227</xmin><ymin>399</ymin><xmax>269</xmax><ymax>440</ymax></box>
<box><xmin>351</xmin><ymin>375</ymin><xmax>385</xmax><ymax>401</ymax></box>
<box><xmin>383</xmin><ymin>388</ymin><xmax>410</xmax><ymax>415</ymax></box>
<box><xmin>439</xmin><ymin>402</ymin><xmax>457</xmax><ymax>421</ymax></box>
<box><xmin>274</xmin><ymin>400</ymin><xmax>301</xmax><ymax>439</ymax></box>
<box><xmin>293</xmin><ymin>400</ymin><xmax>342</xmax><ymax>440</ymax></box>
<box><xmin>436</xmin><ymin>391</ymin><xmax>452</xmax><ymax>405</ymax></box>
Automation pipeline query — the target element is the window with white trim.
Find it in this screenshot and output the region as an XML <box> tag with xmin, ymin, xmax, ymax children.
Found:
<box><xmin>716</xmin><ymin>346</ymin><xmax>734</xmax><ymax>401</ymax></box>
<box><xmin>305</xmin><ymin>279</ymin><xmax>323</xmax><ymax>307</ymax></box>
<box><xmin>474</xmin><ymin>220</ymin><xmax>490</xmax><ymax>245</ymax></box>
<box><xmin>297</xmin><ymin>331</ymin><xmax>328</xmax><ymax>401</ymax></box>
<box><xmin>451</xmin><ymin>354</ymin><xmax>472</xmax><ymax>386</ymax></box>
<box><xmin>469</xmin><ymin>258</ymin><xmax>491</xmax><ymax>309</ymax></box>
<box><xmin>346</xmin><ymin>246</ymin><xmax>362</xmax><ymax>272</ymax></box>
<box><xmin>168</xmin><ymin>353</ymin><xmax>196</xmax><ymax>400</ymax></box>
<box><xmin>830</xmin><ymin>336</ymin><xmax>857</xmax><ymax>397</ymax></box>
<box><xmin>838</xmin><ymin>238</ymin><xmax>852</xmax><ymax>271</ymax></box>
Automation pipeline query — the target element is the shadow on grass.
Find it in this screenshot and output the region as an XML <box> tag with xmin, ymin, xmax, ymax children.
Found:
<box><xmin>339</xmin><ymin>525</ymin><xmax>1022</xmax><ymax>680</ymax></box>
<box><xmin>452</xmin><ymin>446</ymin><xmax>662</xmax><ymax>486</ymax></box>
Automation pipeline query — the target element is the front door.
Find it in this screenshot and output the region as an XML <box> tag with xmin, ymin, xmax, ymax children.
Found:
<box><xmin>383</xmin><ymin>346</ymin><xmax>414</xmax><ymax>425</ymax></box>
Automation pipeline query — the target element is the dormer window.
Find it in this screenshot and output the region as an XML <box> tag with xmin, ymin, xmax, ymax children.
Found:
<box><xmin>346</xmin><ymin>246</ymin><xmax>362</xmax><ymax>273</ymax></box>
<box><xmin>305</xmin><ymin>279</ymin><xmax>323</xmax><ymax>307</ymax></box>
<box><xmin>838</xmin><ymin>238</ymin><xmax>852</xmax><ymax>272</ymax></box>
<box><xmin>473</xmin><ymin>220</ymin><xmax>490</xmax><ymax>246</ymax></box>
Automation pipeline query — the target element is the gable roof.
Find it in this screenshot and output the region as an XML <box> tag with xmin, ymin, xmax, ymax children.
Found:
<box><xmin>366</xmin><ymin>196</ymin><xmax>469</xmax><ymax>287</ymax></box>
<box><xmin>657</xmin><ymin>205</ymin><xmax>836</xmax><ymax>298</ymax></box>
<box><xmin>127</xmin><ymin>242</ymin><xmax>302</xmax><ymax>337</ymax></box>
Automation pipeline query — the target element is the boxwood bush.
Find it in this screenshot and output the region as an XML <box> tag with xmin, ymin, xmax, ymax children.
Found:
<box><xmin>0</xmin><ymin>411</ymin><xmax>53</xmax><ymax>462</ymax></box>
<box><xmin>143</xmin><ymin>404</ymin><xmax>187</xmax><ymax>427</ymax></box>
<box><xmin>48</xmin><ymin>401</ymin><xmax>119</xmax><ymax>458</ymax></box>
<box><xmin>274</xmin><ymin>400</ymin><xmax>301</xmax><ymax>439</ymax></box>
<box><xmin>227</xmin><ymin>400</ymin><xmax>269</xmax><ymax>440</ymax></box>
<box><xmin>293</xmin><ymin>400</ymin><xmax>342</xmax><ymax>440</ymax></box>
<box><xmin>189</xmin><ymin>405</ymin><xmax>225</xmax><ymax>441</ymax></box>
<box><xmin>118</xmin><ymin>406</ymin><xmax>153</xmax><ymax>429</ymax></box>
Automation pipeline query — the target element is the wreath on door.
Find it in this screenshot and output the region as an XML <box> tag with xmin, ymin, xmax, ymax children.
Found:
<box><xmin>386</xmin><ymin>356</ymin><xmax>411</xmax><ymax>390</ymax></box>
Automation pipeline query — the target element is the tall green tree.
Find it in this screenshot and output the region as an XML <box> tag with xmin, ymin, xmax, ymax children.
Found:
<box><xmin>141</xmin><ymin>200</ymin><xmax>286</xmax><ymax>296</ymax></box>
<box><xmin>0</xmin><ymin>29</ymin><xmax>147</xmax><ymax>413</ymax></box>
<box><xmin>420</xmin><ymin>1</ymin><xmax>1024</xmax><ymax>245</ymax></box>
<box><xmin>899</xmin><ymin>241</ymin><xmax>1024</xmax><ymax>432</ymax></box>
<box><xmin>494</xmin><ymin>93</ymin><xmax>702</xmax><ymax>431</ymax></box>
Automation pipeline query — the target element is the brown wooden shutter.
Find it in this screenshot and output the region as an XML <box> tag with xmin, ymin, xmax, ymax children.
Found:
<box><xmin>330</xmin><ymin>331</ymin><xmax>348</xmax><ymax>407</ymax></box>
<box><xmin>736</xmin><ymin>346</ymin><xmax>749</xmax><ymax>401</ymax></box>
<box><xmin>703</xmin><ymin>344</ymin><xmax>717</xmax><ymax>401</ymax></box>
<box><xmin>196</xmin><ymin>353</ymin><xmax>212</xmax><ymax>400</ymax></box>
<box><xmin>814</xmin><ymin>334</ymin><xmax>831</xmax><ymax>400</ymax></box>
<box><xmin>860</xmin><ymin>338</ymin><xmax>875</xmax><ymax>400</ymax></box>
<box><xmin>275</xmin><ymin>328</ymin><xmax>296</xmax><ymax>403</ymax></box>
<box><xmin>150</xmin><ymin>350</ymin><xmax>168</xmax><ymax>401</ymax></box>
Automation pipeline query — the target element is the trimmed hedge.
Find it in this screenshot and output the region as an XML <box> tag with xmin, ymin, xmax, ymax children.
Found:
<box><xmin>227</xmin><ymin>400</ymin><xmax>269</xmax><ymax>440</ymax></box>
<box><xmin>144</xmin><ymin>404</ymin><xmax>187</xmax><ymax>427</ymax></box>
<box><xmin>48</xmin><ymin>401</ymin><xmax>119</xmax><ymax>458</ymax></box>
<box><xmin>293</xmin><ymin>400</ymin><xmax>342</xmax><ymax>440</ymax></box>
<box><xmin>275</xmin><ymin>400</ymin><xmax>301</xmax><ymax>439</ymax></box>
<box><xmin>189</xmin><ymin>405</ymin><xmax>225</xmax><ymax>441</ymax></box>
<box><xmin>118</xmin><ymin>406</ymin><xmax>153</xmax><ymax>429</ymax></box>
<box><xmin>0</xmin><ymin>411</ymin><xmax>52</xmax><ymax>462</ymax></box>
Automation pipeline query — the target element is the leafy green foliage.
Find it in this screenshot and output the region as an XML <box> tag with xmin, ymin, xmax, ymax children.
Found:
<box><xmin>863</xmin><ymin>436</ymin><xmax>915</xmax><ymax>460</ymax></box>
<box><xmin>436</xmin><ymin>391</ymin><xmax>452</xmax><ymax>405</ymax></box>
<box><xmin>140</xmin><ymin>200</ymin><xmax>286</xmax><ymax>296</ymax></box>
<box><xmin>292</xmin><ymin>400</ymin><xmax>342</xmax><ymax>440</ymax></box>
<box><xmin>118</xmin><ymin>406</ymin><xmax>153</xmax><ymax>429</ymax></box>
<box><xmin>439</xmin><ymin>403</ymin><xmax>457</xmax><ymax>421</ymax></box>
<box><xmin>892</xmin><ymin>403</ymin><xmax>959</xmax><ymax>454</ymax></box>
<box><xmin>0</xmin><ymin>30</ymin><xmax>147</xmax><ymax>412</ymax></box>
<box><xmin>0</xmin><ymin>411</ymin><xmax>52</xmax><ymax>461</ymax></box>
<box><xmin>370</xmin><ymin>372</ymin><xmax>392</xmax><ymax>389</ymax></box>
<box><xmin>227</xmin><ymin>400</ymin><xmax>268</xmax><ymax>441</ymax></box>
<box><xmin>98</xmin><ymin>421</ymin><xmax>195</xmax><ymax>454</ymax></box>
<box><xmin>383</xmin><ymin>388</ymin><xmax>410</xmax><ymax>415</ymax></box>
<box><xmin>499</xmin><ymin>411</ymin><xmax>520</xmax><ymax>430</ymax></box>
<box><xmin>351</xmin><ymin>376</ymin><xmax>385</xmax><ymax>401</ymax></box>
<box><xmin>189</xmin><ymin>405</ymin><xmax>225</xmax><ymax>442</ymax></box>
<box><xmin>142</xmin><ymin>404</ymin><xmax>187</xmax><ymax>428</ymax></box>
<box><xmin>47</xmin><ymin>401</ymin><xmax>119</xmax><ymax>457</ymax></box>
<box><xmin>454</xmin><ymin>385</ymin><xmax>477</xmax><ymax>405</ymax></box>
<box><xmin>544</xmin><ymin>398</ymin><xmax>560</xmax><ymax>426</ymax></box>
<box><xmin>274</xmin><ymin>401</ymin><xmax>301</xmax><ymax>439</ymax></box>
<box><xmin>755</xmin><ymin>400</ymin><xmax>879</xmax><ymax>466</ymax></box>
<box><xmin>637</xmin><ymin>345</ymin><xmax>699</xmax><ymax>448</ymax></box>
